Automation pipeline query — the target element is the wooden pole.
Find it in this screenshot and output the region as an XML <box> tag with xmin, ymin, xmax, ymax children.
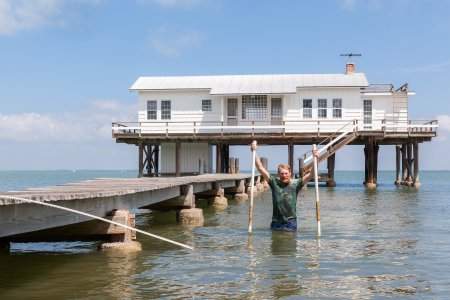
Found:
<box><xmin>216</xmin><ymin>144</ymin><xmax>222</xmax><ymax>174</ymax></box>
<box><xmin>154</xmin><ymin>144</ymin><xmax>159</xmax><ymax>177</ymax></box>
<box><xmin>298</xmin><ymin>158</ymin><xmax>304</xmax><ymax>180</ymax></box>
<box><xmin>313</xmin><ymin>144</ymin><xmax>321</xmax><ymax>237</ymax></box>
<box><xmin>401</xmin><ymin>144</ymin><xmax>407</xmax><ymax>183</ymax></box>
<box><xmin>374</xmin><ymin>143</ymin><xmax>379</xmax><ymax>185</ymax></box>
<box><xmin>326</xmin><ymin>153</ymin><xmax>336</xmax><ymax>187</ymax></box>
<box><xmin>175</xmin><ymin>141</ymin><xmax>181</xmax><ymax>177</ymax></box>
<box><xmin>406</xmin><ymin>142</ymin><xmax>413</xmax><ymax>184</ymax></box>
<box><xmin>395</xmin><ymin>145</ymin><xmax>401</xmax><ymax>185</ymax></box>
<box><xmin>288</xmin><ymin>143</ymin><xmax>294</xmax><ymax>178</ymax></box>
<box><xmin>138</xmin><ymin>143</ymin><xmax>144</xmax><ymax>178</ymax></box>
<box><xmin>364</xmin><ymin>144</ymin><xmax>368</xmax><ymax>184</ymax></box>
<box><xmin>248</xmin><ymin>140</ymin><xmax>257</xmax><ymax>233</ymax></box>
<box><xmin>413</xmin><ymin>141</ymin><xmax>420</xmax><ymax>187</ymax></box>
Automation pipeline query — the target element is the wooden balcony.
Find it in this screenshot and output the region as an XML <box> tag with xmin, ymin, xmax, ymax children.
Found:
<box><xmin>112</xmin><ymin>119</ymin><xmax>438</xmax><ymax>145</ymax></box>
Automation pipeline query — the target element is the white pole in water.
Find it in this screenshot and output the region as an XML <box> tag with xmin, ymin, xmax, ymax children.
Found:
<box><xmin>0</xmin><ymin>195</ymin><xmax>194</xmax><ymax>250</ymax></box>
<box><xmin>312</xmin><ymin>144</ymin><xmax>321</xmax><ymax>237</ymax></box>
<box><xmin>248</xmin><ymin>140</ymin><xmax>257</xmax><ymax>233</ymax></box>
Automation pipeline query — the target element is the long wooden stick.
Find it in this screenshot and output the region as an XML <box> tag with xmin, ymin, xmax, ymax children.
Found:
<box><xmin>248</xmin><ymin>141</ymin><xmax>257</xmax><ymax>233</ymax></box>
<box><xmin>312</xmin><ymin>144</ymin><xmax>321</xmax><ymax>237</ymax></box>
<box><xmin>0</xmin><ymin>195</ymin><xmax>194</xmax><ymax>250</ymax></box>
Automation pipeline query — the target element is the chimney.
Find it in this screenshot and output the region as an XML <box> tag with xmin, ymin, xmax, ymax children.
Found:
<box><xmin>345</xmin><ymin>62</ymin><xmax>355</xmax><ymax>74</ymax></box>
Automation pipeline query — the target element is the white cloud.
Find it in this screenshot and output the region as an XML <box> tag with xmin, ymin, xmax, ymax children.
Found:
<box><xmin>149</xmin><ymin>26</ymin><xmax>203</xmax><ymax>57</ymax></box>
<box><xmin>0</xmin><ymin>0</ymin><xmax>102</xmax><ymax>35</ymax></box>
<box><xmin>437</xmin><ymin>114</ymin><xmax>450</xmax><ymax>132</ymax></box>
<box><xmin>0</xmin><ymin>100</ymin><xmax>137</xmax><ymax>143</ymax></box>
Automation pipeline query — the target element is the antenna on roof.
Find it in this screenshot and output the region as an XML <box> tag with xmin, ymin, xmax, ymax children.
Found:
<box><xmin>340</xmin><ymin>53</ymin><xmax>362</xmax><ymax>62</ymax></box>
<box><xmin>340</xmin><ymin>53</ymin><xmax>362</xmax><ymax>74</ymax></box>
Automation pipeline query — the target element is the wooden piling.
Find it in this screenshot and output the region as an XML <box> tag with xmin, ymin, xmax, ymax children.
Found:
<box><xmin>406</xmin><ymin>142</ymin><xmax>413</xmax><ymax>184</ymax></box>
<box><xmin>138</xmin><ymin>143</ymin><xmax>144</xmax><ymax>178</ymax></box>
<box><xmin>374</xmin><ymin>143</ymin><xmax>379</xmax><ymax>185</ymax></box>
<box><xmin>154</xmin><ymin>144</ymin><xmax>160</xmax><ymax>177</ymax></box>
<box><xmin>288</xmin><ymin>143</ymin><xmax>294</xmax><ymax>178</ymax></box>
<box><xmin>413</xmin><ymin>142</ymin><xmax>420</xmax><ymax>188</ymax></box>
<box><xmin>364</xmin><ymin>144</ymin><xmax>368</xmax><ymax>184</ymax></box>
<box><xmin>175</xmin><ymin>141</ymin><xmax>181</xmax><ymax>177</ymax></box>
<box><xmin>326</xmin><ymin>153</ymin><xmax>336</xmax><ymax>187</ymax></box>
<box><xmin>235</xmin><ymin>158</ymin><xmax>240</xmax><ymax>173</ymax></box>
<box><xmin>216</xmin><ymin>144</ymin><xmax>222</xmax><ymax>174</ymax></box>
<box><xmin>229</xmin><ymin>157</ymin><xmax>236</xmax><ymax>174</ymax></box>
<box><xmin>401</xmin><ymin>144</ymin><xmax>408</xmax><ymax>182</ymax></box>
<box><xmin>365</xmin><ymin>138</ymin><xmax>377</xmax><ymax>189</ymax></box>
<box><xmin>298</xmin><ymin>158</ymin><xmax>304</xmax><ymax>180</ymax></box>
<box><xmin>395</xmin><ymin>145</ymin><xmax>401</xmax><ymax>185</ymax></box>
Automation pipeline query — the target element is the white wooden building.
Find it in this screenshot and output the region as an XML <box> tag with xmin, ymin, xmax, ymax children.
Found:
<box><xmin>113</xmin><ymin>63</ymin><xmax>437</xmax><ymax>181</ymax></box>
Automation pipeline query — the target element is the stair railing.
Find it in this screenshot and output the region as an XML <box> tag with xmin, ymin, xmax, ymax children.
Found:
<box><xmin>303</xmin><ymin>120</ymin><xmax>358</xmax><ymax>166</ymax></box>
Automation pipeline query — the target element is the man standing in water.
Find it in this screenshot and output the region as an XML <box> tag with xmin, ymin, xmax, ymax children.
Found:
<box><xmin>250</xmin><ymin>141</ymin><xmax>318</xmax><ymax>232</ymax></box>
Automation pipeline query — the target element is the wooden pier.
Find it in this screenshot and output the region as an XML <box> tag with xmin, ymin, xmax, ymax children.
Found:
<box><xmin>0</xmin><ymin>174</ymin><xmax>262</xmax><ymax>249</ymax></box>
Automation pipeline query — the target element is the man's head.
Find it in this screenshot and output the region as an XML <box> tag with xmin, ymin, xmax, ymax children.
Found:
<box><xmin>277</xmin><ymin>164</ymin><xmax>291</xmax><ymax>183</ymax></box>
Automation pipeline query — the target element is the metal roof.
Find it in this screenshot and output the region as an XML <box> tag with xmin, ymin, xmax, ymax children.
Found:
<box><xmin>130</xmin><ymin>73</ymin><xmax>369</xmax><ymax>95</ymax></box>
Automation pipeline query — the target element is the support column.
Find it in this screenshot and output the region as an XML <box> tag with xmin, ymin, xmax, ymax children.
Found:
<box><xmin>326</xmin><ymin>153</ymin><xmax>336</xmax><ymax>187</ymax></box>
<box><xmin>154</xmin><ymin>144</ymin><xmax>160</xmax><ymax>177</ymax></box>
<box><xmin>406</xmin><ymin>142</ymin><xmax>413</xmax><ymax>185</ymax></box>
<box><xmin>216</xmin><ymin>144</ymin><xmax>222</xmax><ymax>174</ymax></box>
<box><xmin>364</xmin><ymin>144</ymin><xmax>368</xmax><ymax>185</ymax></box>
<box><xmin>233</xmin><ymin>179</ymin><xmax>248</xmax><ymax>201</ymax></box>
<box><xmin>210</xmin><ymin>182</ymin><xmax>228</xmax><ymax>210</ymax></box>
<box><xmin>138</xmin><ymin>143</ymin><xmax>144</xmax><ymax>178</ymax></box>
<box><xmin>395</xmin><ymin>145</ymin><xmax>401</xmax><ymax>185</ymax></box>
<box><xmin>298</xmin><ymin>158</ymin><xmax>304</xmax><ymax>180</ymax></box>
<box><xmin>366</xmin><ymin>138</ymin><xmax>376</xmax><ymax>189</ymax></box>
<box><xmin>229</xmin><ymin>157</ymin><xmax>236</xmax><ymax>174</ymax></box>
<box><xmin>175</xmin><ymin>141</ymin><xmax>181</xmax><ymax>177</ymax></box>
<box><xmin>145</xmin><ymin>145</ymin><xmax>152</xmax><ymax>176</ymax></box>
<box><xmin>176</xmin><ymin>184</ymin><xmax>204</xmax><ymax>226</ymax></box>
<box><xmin>401</xmin><ymin>144</ymin><xmax>408</xmax><ymax>183</ymax></box>
<box><xmin>288</xmin><ymin>143</ymin><xmax>294</xmax><ymax>178</ymax></box>
<box><xmin>413</xmin><ymin>142</ymin><xmax>420</xmax><ymax>188</ymax></box>
<box><xmin>100</xmin><ymin>210</ymin><xmax>142</xmax><ymax>251</ymax></box>
<box><xmin>222</xmin><ymin>144</ymin><xmax>230</xmax><ymax>174</ymax></box>
<box><xmin>374</xmin><ymin>143</ymin><xmax>379</xmax><ymax>185</ymax></box>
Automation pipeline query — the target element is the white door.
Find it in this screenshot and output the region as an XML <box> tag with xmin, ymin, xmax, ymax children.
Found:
<box><xmin>271</xmin><ymin>98</ymin><xmax>282</xmax><ymax>125</ymax></box>
<box><xmin>227</xmin><ymin>98</ymin><xmax>238</xmax><ymax>126</ymax></box>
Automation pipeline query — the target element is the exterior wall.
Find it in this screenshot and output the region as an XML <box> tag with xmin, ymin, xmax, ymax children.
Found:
<box><xmin>138</xmin><ymin>90</ymin><xmax>223</xmax><ymax>133</ymax></box>
<box><xmin>160</xmin><ymin>142</ymin><xmax>210</xmax><ymax>174</ymax></box>
<box><xmin>285</xmin><ymin>87</ymin><xmax>362</xmax><ymax>132</ymax></box>
<box><xmin>135</xmin><ymin>88</ymin><xmax>410</xmax><ymax>133</ymax></box>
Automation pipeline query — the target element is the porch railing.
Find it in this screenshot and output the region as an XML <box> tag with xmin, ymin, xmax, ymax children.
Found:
<box><xmin>112</xmin><ymin>119</ymin><xmax>438</xmax><ymax>137</ymax></box>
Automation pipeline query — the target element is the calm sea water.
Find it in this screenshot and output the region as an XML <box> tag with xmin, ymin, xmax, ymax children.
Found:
<box><xmin>0</xmin><ymin>170</ymin><xmax>449</xmax><ymax>299</ymax></box>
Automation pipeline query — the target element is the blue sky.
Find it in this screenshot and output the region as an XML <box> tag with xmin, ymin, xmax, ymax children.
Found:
<box><xmin>0</xmin><ymin>0</ymin><xmax>449</xmax><ymax>170</ymax></box>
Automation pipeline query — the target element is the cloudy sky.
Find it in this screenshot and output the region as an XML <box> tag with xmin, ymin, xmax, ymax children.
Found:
<box><xmin>0</xmin><ymin>0</ymin><xmax>449</xmax><ymax>170</ymax></box>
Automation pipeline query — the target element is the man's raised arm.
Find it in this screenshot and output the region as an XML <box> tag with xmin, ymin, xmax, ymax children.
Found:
<box><xmin>251</xmin><ymin>141</ymin><xmax>270</xmax><ymax>182</ymax></box>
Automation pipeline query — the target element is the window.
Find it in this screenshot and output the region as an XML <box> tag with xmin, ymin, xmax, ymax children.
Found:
<box><xmin>303</xmin><ymin>99</ymin><xmax>312</xmax><ymax>119</ymax></box>
<box><xmin>202</xmin><ymin>99</ymin><xmax>212</xmax><ymax>112</ymax></box>
<box><xmin>147</xmin><ymin>100</ymin><xmax>157</xmax><ymax>120</ymax></box>
<box><xmin>161</xmin><ymin>100</ymin><xmax>171</xmax><ymax>120</ymax></box>
<box><xmin>242</xmin><ymin>95</ymin><xmax>267</xmax><ymax>120</ymax></box>
<box><xmin>363</xmin><ymin>99</ymin><xmax>372</xmax><ymax>125</ymax></box>
<box><xmin>332</xmin><ymin>98</ymin><xmax>342</xmax><ymax>119</ymax></box>
<box><xmin>318</xmin><ymin>99</ymin><xmax>327</xmax><ymax>119</ymax></box>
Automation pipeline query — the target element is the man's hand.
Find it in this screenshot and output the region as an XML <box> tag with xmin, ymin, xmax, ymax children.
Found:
<box><xmin>251</xmin><ymin>140</ymin><xmax>257</xmax><ymax>152</ymax></box>
<box><xmin>313</xmin><ymin>148</ymin><xmax>319</xmax><ymax>159</ymax></box>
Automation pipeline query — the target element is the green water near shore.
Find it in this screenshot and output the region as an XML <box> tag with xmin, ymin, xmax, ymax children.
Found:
<box><xmin>0</xmin><ymin>171</ymin><xmax>449</xmax><ymax>299</ymax></box>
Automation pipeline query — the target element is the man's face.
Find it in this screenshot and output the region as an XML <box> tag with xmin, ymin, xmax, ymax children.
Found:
<box><xmin>278</xmin><ymin>168</ymin><xmax>291</xmax><ymax>184</ymax></box>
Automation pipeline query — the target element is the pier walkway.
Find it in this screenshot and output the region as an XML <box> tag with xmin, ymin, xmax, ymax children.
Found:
<box><xmin>0</xmin><ymin>174</ymin><xmax>254</xmax><ymax>246</ymax></box>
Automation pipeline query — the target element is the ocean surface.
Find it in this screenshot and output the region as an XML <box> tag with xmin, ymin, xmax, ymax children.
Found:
<box><xmin>0</xmin><ymin>170</ymin><xmax>449</xmax><ymax>299</ymax></box>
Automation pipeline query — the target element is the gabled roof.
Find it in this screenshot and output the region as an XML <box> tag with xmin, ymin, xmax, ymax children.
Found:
<box><xmin>130</xmin><ymin>73</ymin><xmax>369</xmax><ymax>95</ymax></box>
